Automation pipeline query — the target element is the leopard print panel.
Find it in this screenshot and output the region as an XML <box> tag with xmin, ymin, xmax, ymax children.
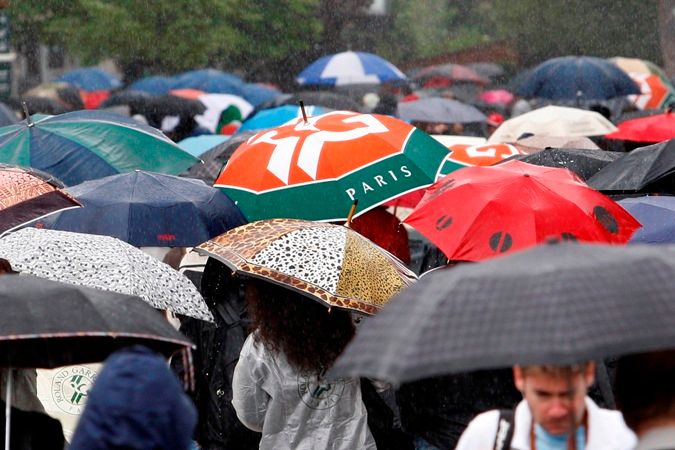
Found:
<box><xmin>195</xmin><ymin>219</ymin><xmax>418</xmax><ymax>315</ymax></box>
<box><xmin>336</xmin><ymin>230</ymin><xmax>417</xmax><ymax>306</ymax></box>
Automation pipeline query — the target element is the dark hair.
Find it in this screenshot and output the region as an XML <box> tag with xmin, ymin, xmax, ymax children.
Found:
<box><xmin>0</xmin><ymin>258</ymin><xmax>16</xmax><ymax>275</ymax></box>
<box><xmin>615</xmin><ymin>350</ymin><xmax>675</xmax><ymax>432</ymax></box>
<box><xmin>245</xmin><ymin>278</ymin><xmax>355</xmax><ymax>375</ymax></box>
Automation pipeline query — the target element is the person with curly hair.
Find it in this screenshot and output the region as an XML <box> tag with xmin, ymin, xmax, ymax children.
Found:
<box><xmin>231</xmin><ymin>277</ymin><xmax>376</xmax><ymax>449</ymax></box>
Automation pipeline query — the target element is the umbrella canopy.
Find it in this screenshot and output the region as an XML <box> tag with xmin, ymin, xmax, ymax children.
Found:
<box><xmin>396</xmin><ymin>97</ymin><xmax>486</xmax><ymax>124</ymax></box>
<box><xmin>411</xmin><ymin>63</ymin><xmax>488</xmax><ymax>88</ymax></box>
<box><xmin>587</xmin><ymin>139</ymin><xmax>675</xmax><ymax>194</ymax></box>
<box><xmin>177</xmin><ymin>134</ymin><xmax>230</xmax><ymax>157</ymax></box>
<box><xmin>329</xmin><ymin>242</ymin><xmax>675</xmax><ymax>384</ymax></box>
<box><xmin>515</xmin><ymin>56</ymin><xmax>640</xmax><ymax>101</ymax></box>
<box><xmin>0</xmin><ymin>228</ymin><xmax>212</xmax><ymax>322</ymax></box>
<box><xmin>239</xmin><ymin>83</ymin><xmax>282</xmax><ymax>107</ymax></box>
<box><xmin>507</xmin><ymin>147</ymin><xmax>623</xmax><ymax>181</ymax></box>
<box><xmin>128</xmin><ymin>75</ymin><xmax>174</xmax><ymax>95</ymax></box>
<box><xmin>193</xmin><ymin>93</ymin><xmax>253</xmax><ymax>134</ymax></box>
<box><xmin>0</xmin><ymin>275</ymin><xmax>191</xmax><ymax>368</ymax></box>
<box><xmin>405</xmin><ymin>160</ymin><xmax>640</xmax><ymax>261</ymax></box>
<box><xmin>0</xmin><ymin>164</ymin><xmax>80</xmax><ymax>235</ymax></box>
<box><xmin>37</xmin><ymin>171</ymin><xmax>246</xmax><ymax>247</ymax></box>
<box><xmin>610</xmin><ymin>57</ymin><xmax>675</xmax><ymax>110</ymax></box>
<box><xmin>180</xmin><ymin>131</ymin><xmax>257</xmax><ymax>185</ymax></box>
<box><xmin>605</xmin><ymin>112</ymin><xmax>675</xmax><ymax>143</ymax></box>
<box><xmin>22</xmin><ymin>82</ymin><xmax>85</xmax><ymax>111</ymax></box>
<box><xmin>618</xmin><ymin>195</ymin><xmax>675</xmax><ymax>244</ymax></box>
<box><xmin>511</xmin><ymin>135</ymin><xmax>601</xmax><ymax>154</ymax></box>
<box><xmin>261</xmin><ymin>91</ymin><xmax>362</xmax><ymax>112</ymax></box>
<box><xmin>297</xmin><ymin>51</ymin><xmax>406</xmax><ymax>86</ymax></box>
<box><xmin>214</xmin><ymin>111</ymin><xmax>461</xmax><ymax>221</ymax></box>
<box><xmin>194</xmin><ymin>219</ymin><xmax>417</xmax><ymax>315</ymax></box>
<box><xmin>239</xmin><ymin>105</ymin><xmax>333</xmax><ymax>133</ymax></box>
<box><xmin>479</xmin><ymin>89</ymin><xmax>514</xmax><ymax>105</ymax></box>
<box><xmin>172</xmin><ymin>69</ymin><xmax>244</xmax><ymax>95</ymax></box>
<box><xmin>100</xmin><ymin>89</ymin><xmax>154</xmax><ymax>109</ymax></box>
<box><xmin>487</xmin><ymin>105</ymin><xmax>618</xmax><ymax>144</ymax></box>
<box><xmin>446</xmin><ymin>143</ymin><xmax>523</xmax><ymax>167</ymax></box>
<box><xmin>57</xmin><ymin>67</ymin><xmax>122</xmax><ymax>91</ymax></box>
<box><xmin>0</xmin><ymin>110</ymin><xmax>198</xmax><ymax>186</ymax></box>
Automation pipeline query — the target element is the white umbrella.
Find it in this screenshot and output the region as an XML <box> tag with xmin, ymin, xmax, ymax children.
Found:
<box><xmin>488</xmin><ymin>105</ymin><xmax>618</xmax><ymax>144</ymax></box>
<box><xmin>0</xmin><ymin>228</ymin><xmax>213</xmax><ymax>322</ymax></box>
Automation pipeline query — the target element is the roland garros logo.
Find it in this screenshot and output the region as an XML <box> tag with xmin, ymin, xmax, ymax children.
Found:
<box><xmin>249</xmin><ymin>112</ymin><xmax>390</xmax><ymax>184</ymax></box>
<box><xmin>51</xmin><ymin>366</ymin><xmax>97</xmax><ymax>415</ymax></box>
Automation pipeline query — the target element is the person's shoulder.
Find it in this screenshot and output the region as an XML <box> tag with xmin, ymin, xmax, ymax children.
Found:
<box><xmin>455</xmin><ymin>409</ymin><xmax>501</xmax><ymax>450</ymax></box>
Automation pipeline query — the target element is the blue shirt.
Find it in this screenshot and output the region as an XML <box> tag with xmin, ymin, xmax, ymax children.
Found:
<box><xmin>535</xmin><ymin>424</ymin><xmax>586</xmax><ymax>450</ymax></box>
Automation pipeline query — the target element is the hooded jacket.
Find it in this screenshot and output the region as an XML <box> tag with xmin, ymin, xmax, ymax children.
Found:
<box><xmin>69</xmin><ymin>345</ymin><xmax>197</xmax><ymax>450</ymax></box>
<box><xmin>232</xmin><ymin>334</ymin><xmax>377</xmax><ymax>450</ymax></box>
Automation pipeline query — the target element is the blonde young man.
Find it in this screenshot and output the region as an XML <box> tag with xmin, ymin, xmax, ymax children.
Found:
<box><xmin>455</xmin><ymin>363</ymin><xmax>636</xmax><ymax>450</ymax></box>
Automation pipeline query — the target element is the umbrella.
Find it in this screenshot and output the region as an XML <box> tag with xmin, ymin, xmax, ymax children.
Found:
<box><xmin>0</xmin><ymin>228</ymin><xmax>213</xmax><ymax>322</ymax></box>
<box><xmin>180</xmin><ymin>131</ymin><xmax>257</xmax><ymax>184</ymax></box>
<box><xmin>98</xmin><ymin>89</ymin><xmax>153</xmax><ymax>109</ymax></box>
<box><xmin>0</xmin><ymin>164</ymin><xmax>80</xmax><ymax>235</ymax></box>
<box><xmin>605</xmin><ymin>111</ymin><xmax>675</xmax><ymax>143</ymax></box>
<box><xmin>172</xmin><ymin>69</ymin><xmax>244</xmax><ymax>95</ymax></box>
<box><xmin>618</xmin><ymin>195</ymin><xmax>675</xmax><ymax>244</ymax></box>
<box><xmin>329</xmin><ymin>242</ymin><xmax>675</xmax><ymax>384</ymax></box>
<box><xmin>514</xmin><ymin>56</ymin><xmax>640</xmax><ymax>101</ymax></box>
<box><xmin>128</xmin><ymin>75</ymin><xmax>175</xmax><ymax>95</ymax></box>
<box><xmin>194</xmin><ymin>219</ymin><xmax>417</xmax><ymax>315</ymax></box>
<box><xmin>507</xmin><ymin>148</ymin><xmax>623</xmax><ymax>181</ymax></box>
<box><xmin>446</xmin><ymin>143</ymin><xmax>522</xmax><ymax>167</ymax></box>
<box><xmin>214</xmin><ymin>110</ymin><xmax>462</xmax><ymax>221</ymax></box>
<box><xmin>411</xmin><ymin>63</ymin><xmax>488</xmax><ymax>88</ymax></box>
<box><xmin>37</xmin><ymin>171</ymin><xmax>246</xmax><ymax>247</ymax></box>
<box><xmin>587</xmin><ymin>139</ymin><xmax>675</xmax><ymax>194</ymax></box>
<box><xmin>239</xmin><ymin>83</ymin><xmax>282</xmax><ymax>107</ymax></box>
<box><xmin>177</xmin><ymin>134</ymin><xmax>230</xmax><ymax>157</ymax></box>
<box><xmin>396</xmin><ymin>97</ymin><xmax>486</xmax><ymax>124</ymax></box>
<box><xmin>261</xmin><ymin>91</ymin><xmax>362</xmax><ymax>111</ymax></box>
<box><xmin>0</xmin><ymin>274</ymin><xmax>191</xmax><ymax>368</ymax></box>
<box><xmin>0</xmin><ymin>110</ymin><xmax>198</xmax><ymax>186</ymax></box>
<box><xmin>57</xmin><ymin>67</ymin><xmax>122</xmax><ymax>91</ymax></box>
<box><xmin>479</xmin><ymin>89</ymin><xmax>514</xmax><ymax>105</ymax></box>
<box><xmin>297</xmin><ymin>51</ymin><xmax>407</xmax><ymax>86</ymax></box>
<box><xmin>192</xmin><ymin>93</ymin><xmax>253</xmax><ymax>134</ymax></box>
<box><xmin>239</xmin><ymin>105</ymin><xmax>332</xmax><ymax>132</ymax></box>
<box><xmin>487</xmin><ymin>105</ymin><xmax>618</xmax><ymax>144</ymax></box>
<box><xmin>127</xmin><ymin>95</ymin><xmax>206</xmax><ymax>129</ymax></box>
<box><xmin>511</xmin><ymin>135</ymin><xmax>601</xmax><ymax>154</ymax></box>
<box><xmin>22</xmin><ymin>82</ymin><xmax>84</xmax><ymax>111</ymax></box>
<box><xmin>405</xmin><ymin>160</ymin><xmax>640</xmax><ymax>262</ymax></box>
<box><xmin>610</xmin><ymin>57</ymin><xmax>675</xmax><ymax>110</ymax></box>
<box><xmin>466</xmin><ymin>62</ymin><xmax>505</xmax><ymax>80</ymax></box>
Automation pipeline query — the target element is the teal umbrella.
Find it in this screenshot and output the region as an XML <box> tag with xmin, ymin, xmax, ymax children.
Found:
<box><xmin>0</xmin><ymin>110</ymin><xmax>198</xmax><ymax>186</ymax></box>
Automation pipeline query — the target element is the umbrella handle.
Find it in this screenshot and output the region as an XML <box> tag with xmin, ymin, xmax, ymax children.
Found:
<box><xmin>4</xmin><ymin>368</ymin><xmax>11</xmax><ymax>450</ymax></box>
<box><xmin>345</xmin><ymin>199</ymin><xmax>359</xmax><ymax>228</ymax></box>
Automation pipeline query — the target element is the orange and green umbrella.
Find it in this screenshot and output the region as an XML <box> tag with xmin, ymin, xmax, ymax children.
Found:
<box><xmin>214</xmin><ymin>111</ymin><xmax>459</xmax><ymax>221</ymax></box>
<box><xmin>611</xmin><ymin>57</ymin><xmax>675</xmax><ymax>110</ymax></box>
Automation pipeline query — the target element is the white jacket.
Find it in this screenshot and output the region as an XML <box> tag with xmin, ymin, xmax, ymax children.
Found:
<box><xmin>232</xmin><ymin>334</ymin><xmax>376</xmax><ymax>450</ymax></box>
<box><xmin>455</xmin><ymin>397</ymin><xmax>636</xmax><ymax>450</ymax></box>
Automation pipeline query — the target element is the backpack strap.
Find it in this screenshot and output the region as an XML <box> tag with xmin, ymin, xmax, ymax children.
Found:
<box><xmin>493</xmin><ymin>409</ymin><xmax>515</xmax><ymax>450</ymax></box>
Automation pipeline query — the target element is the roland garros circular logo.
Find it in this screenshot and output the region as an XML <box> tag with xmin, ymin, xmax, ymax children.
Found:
<box><xmin>297</xmin><ymin>373</ymin><xmax>345</xmax><ymax>410</ymax></box>
<box><xmin>51</xmin><ymin>366</ymin><xmax>97</xmax><ymax>415</ymax></box>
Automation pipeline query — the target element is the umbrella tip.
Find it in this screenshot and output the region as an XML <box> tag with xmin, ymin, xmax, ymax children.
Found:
<box><xmin>21</xmin><ymin>101</ymin><xmax>34</xmax><ymax>127</ymax></box>
<box><xmin>298</xmin><ymin>100</ymin><xmax>308</xmax><ymax>123</ymax></box>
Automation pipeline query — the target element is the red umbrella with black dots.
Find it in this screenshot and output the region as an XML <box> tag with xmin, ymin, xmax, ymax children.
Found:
<box><xmin>404</xmin><ymin>160</ymin><xmax>640</xmax><ymax>262</ymax></box>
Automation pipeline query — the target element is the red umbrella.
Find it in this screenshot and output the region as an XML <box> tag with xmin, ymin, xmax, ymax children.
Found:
<box><xmin>404</xmin><ymin>160</ymin><xmax>640</xmax><ymax>262</ymax></box>
<box><xmin>605</xmin><ymin>111</ymin><xmax>675</xmax><ymax>143</ymax></box>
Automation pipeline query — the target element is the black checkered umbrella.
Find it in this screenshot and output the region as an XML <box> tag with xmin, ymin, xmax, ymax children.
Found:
<box><xmin>330</xmin><ymin>242</ymin><xmax>675</xmax><ymax>384</ymax></box>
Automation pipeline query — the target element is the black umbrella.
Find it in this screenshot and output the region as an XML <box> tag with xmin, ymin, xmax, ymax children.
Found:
<box><xmin>99</xmin><ymin>89</ymin><xmax>154</xmax><ymax>109</ymax></box>
<box><xmin>0</xmin><ymin>275</ymin><xmax>192</xmax><ymax>368</ymax></box>
<box><xmin>505</xmin><ymin>148</ymin><xmax>623</xmax><ymax>180</ymax></box>
<box><xmin>259</xmin><ymin>90</ymin><xmax>362</xmax><ymax>112</ymax></box>
<box><xmin>588</xmin><ymin>139</ymin><xmax>675</xmax><ymax>194</ymax></box>
<box><xmin>181</xmin><ymin>131</ymin><xmax>257</xmax><ymax>184</ymax></box>
<box><xmin>330</xmin><ymin>243</ymin><xmax>675</xmax><ymax>384</ymax></box>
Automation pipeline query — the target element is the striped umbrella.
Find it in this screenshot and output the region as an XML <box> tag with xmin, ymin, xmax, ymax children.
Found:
<box><xmin>0</xmin><ymin>110</ymin><xmax>198</xmax><ymax>186</ymax></box>
<box><xmin>297</xmin><ymin>51</ymin><xmax>406</xmax><ymax>86</ymax></box>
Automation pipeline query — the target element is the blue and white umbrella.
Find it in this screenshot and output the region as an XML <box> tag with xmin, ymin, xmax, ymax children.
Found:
<box><xmin>297</xmin><ymin>51</ymin><xmax>406</xmax><ymax>86</ymax></box>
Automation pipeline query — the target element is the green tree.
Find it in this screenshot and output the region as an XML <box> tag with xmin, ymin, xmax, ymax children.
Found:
<box><xmin>9</xmin><ymin>0</ymin><xmax>322</xmax><ymax>83</ymax></box>
<box><xmin>491</xmin><ymin>0</ymin><xmax>661</xmax><ymax>68</ymax></box>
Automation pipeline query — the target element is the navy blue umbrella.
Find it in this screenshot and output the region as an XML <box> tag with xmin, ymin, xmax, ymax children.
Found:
<box><xmin>37</xmin><ymin>171</ymin><xmax>246</xmax><ymax>247</ymax></box>
<box><xmin>618</xmin><ymin>195</ymin><xmax>675</xmax><ymax>244</ymax></box>
<box><xmin>57</xmin><ymin>67</ymin><xmax>122</xmax><ymax>91</ymax></box>
<box><xmin>515</xmin><ymin>56</ymin><xmax>640</xmax><ymax>101</ymax></box>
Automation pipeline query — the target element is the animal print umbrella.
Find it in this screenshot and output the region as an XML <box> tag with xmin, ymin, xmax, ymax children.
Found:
<box><xmin>0</xmin><ymin>228</ymin><xmax>212</xmax><ymax>321</ymax></box>
<box><xmin>195</xmin><ymin>219</ymin><xmax>417</xmax><ymax>315</ymax></box>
